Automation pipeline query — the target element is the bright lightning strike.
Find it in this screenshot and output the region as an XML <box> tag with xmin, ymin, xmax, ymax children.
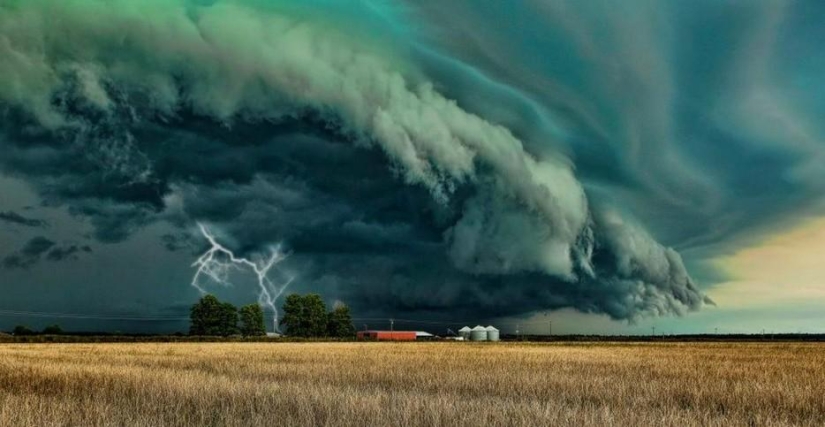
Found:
<box><xmin>191</xmin><ymin>223</ymin><xmax>293</xmax><ymax>333</ymax></box>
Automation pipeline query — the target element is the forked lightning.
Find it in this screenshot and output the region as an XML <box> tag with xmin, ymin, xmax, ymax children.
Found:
<box><xmin>191</xmin><ymin>223</ymin><xmax>293</xmax><ymax>333</ymax></box>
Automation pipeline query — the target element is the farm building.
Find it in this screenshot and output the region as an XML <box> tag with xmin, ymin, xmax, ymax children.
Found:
<box><xmin>485</xmin><ymin>325</ymin><xmax>500</xmax><ymax>342</ymax></box>
<box><xmin>470</xmin><ymin>325</ymin><xmax>488</xmax><ymax>341</ymax></box>
<box><xmin>357</xmin><ymin>331</ymin><xmax>417</xmax><ymax>341</ymax></box>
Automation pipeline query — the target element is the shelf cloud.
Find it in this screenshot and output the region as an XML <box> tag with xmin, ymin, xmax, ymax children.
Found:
<box><xmin>6</xmin><ymin>0</ymin><xmax>820</xmax><ymax>325</ymax></box>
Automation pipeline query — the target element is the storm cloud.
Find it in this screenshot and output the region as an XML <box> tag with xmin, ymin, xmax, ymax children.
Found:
<box><xmin>45</xmin><ymin>244</ymin><xmax>92</xmax><ymax>263</ymax></box>
<box><xmin>2</xmin><ymin>235</ymin><xmax>91</xmax><ymax>270</ymax></box>
<box><xmin>0</xmin><ymin>210</ymin><xmax>47</xmax><ymax>228</ymax></box>
<box><xmin>2</xmin><ymin>236</ymin><xmax>55</xmax><ymax>269</ymax></box>
<box><xmin>12</xmin><ymin>0</ymin><xmax>824</xmax><ymax>325</ymax></box>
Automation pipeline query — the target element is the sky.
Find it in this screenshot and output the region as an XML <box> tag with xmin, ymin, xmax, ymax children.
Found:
<box><xmin>1</xmin><ymin>0</ymin><xmax>824</xmax><ymax>335</ymax></box>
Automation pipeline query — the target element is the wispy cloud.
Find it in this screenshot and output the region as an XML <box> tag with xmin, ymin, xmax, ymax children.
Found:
<box><xmin>0</xmin><ymin>211</ymin><xmax>47</xmax><ymax>228</ymax></box>
<box><xmin>2</xmin><ymin>236</ymin><xmax>91</xmax><ymax>270</ymax></box>
<box><xmin>2</xmin><ymin>236</ymin><xmax>55</xmax><ymax>269</ymax></box>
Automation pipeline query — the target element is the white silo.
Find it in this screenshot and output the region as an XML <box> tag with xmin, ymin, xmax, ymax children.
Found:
<box><xmin>458</xmin><ymin>326</ymin><xmax>472</xmax><ymax>340</ymax></box>
<box><xmin>470</xmin><ymin>325</ymin><xmax>488</xmax><ymax>341</ymax></box>
<box><xmin>485</xmin><ymin>325</ymin><xmax>500</xmax><ymax>342</ymax></box>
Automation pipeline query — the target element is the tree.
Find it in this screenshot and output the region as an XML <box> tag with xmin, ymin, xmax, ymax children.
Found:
<box><xmin>279</xmin><ymin>293</ymin><xmax>328</xmax><ymax>337</ymax></box>
<box><xmin>302</xmin><ymin>294</ymin><xmax>328</xmax><ymax>337</ymax></box>
<box><xmin>190</xmin><ymin>295</ymin><xmax>239</xmax><ymax>336</ymax></box>
<box><xmin>190</xmin><ymin>294</ymin><xmax>221</xmax><ymax>335</ymax></box>
<box><xmin>239</xmin><ymin>303</ymin><xmax>266</xmax><ymax>336</ymax></box>
<box><xmin>280</xmin><ymin>294</ymin><xmax>304</xmax><ymax>336</ymax></box>
<box><xmin>219</xmin><ymin>302</ymin><xmax>239</xmax><ymax>336</ymax></box>
<box><xmin>12</xmin><ymin>325</ymin><xmax>34</xmax><ymax>336</ymax></box>
<box><xmin>327</xmin><ymin>303</ymin><xmax>355</xmax><ymax>338</ymax></box>
<box><xmin>42</xmin><ymin>324</ymin><xmax>63</xmax><ymax>335</ymax></box>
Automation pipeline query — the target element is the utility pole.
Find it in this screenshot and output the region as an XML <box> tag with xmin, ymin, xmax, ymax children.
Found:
<box><xmin>516</xmin><ymin>324</ymin><xmax>520</xmax><ymax>341</ymax></box>
<box><xmin>714</xmin><ymin>327</ymin><xmax>718</xmax><ymax>335</ymax></box>
<box><xmin>651</xmin><ymin>326</ymin><xmax>656</xmax><ymax>338</ymax></box>
<box><xmin>390</xmin><ymin>318</ymin><xmax>394</xmax><ymax>339</ymax></box>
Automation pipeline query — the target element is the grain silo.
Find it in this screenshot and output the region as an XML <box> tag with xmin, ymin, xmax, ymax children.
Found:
<box><xmin>458</xmin><ymin>326</ymin><xmax>472</xmax><ymax>340</ymax></box>
<box><xmin>470</xmin><ymin>325</ymin><xmax>488</xmax><ymax>341</ymax></box>
<box><xmin>485</xmin><ymin>325</ymin><xmax>500</xmax><ymax>342</ymax></box>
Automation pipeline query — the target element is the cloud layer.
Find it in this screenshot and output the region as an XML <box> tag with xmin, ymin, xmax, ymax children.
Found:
<box><xmin>2</xmin><ymin>234</ymin><xmax>92</xmax><ymax>270</ymax></box>
<box><xmin>0</xmin><ymin>210</ymin><xmax>46</xmax><ymax>228</ymax></box>
<box><xmin>0</xmin><ymin>0</ymin><xmax>731</xmax><ymax>321</ymax></box>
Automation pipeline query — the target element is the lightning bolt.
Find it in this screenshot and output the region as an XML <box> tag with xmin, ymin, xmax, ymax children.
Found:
<box><xmin>191</xmin><ymin>223</ymin><xmax>293</xmax><ymax>333</ymax></box>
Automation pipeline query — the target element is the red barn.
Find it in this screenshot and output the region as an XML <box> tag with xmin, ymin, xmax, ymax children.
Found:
<box><xmin>357</xmin><ymin>330</ymin><xmax>417</xmax><ymax>341</ymax></box>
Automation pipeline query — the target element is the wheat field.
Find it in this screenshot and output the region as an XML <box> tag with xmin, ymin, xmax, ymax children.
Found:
<box><xmin>0</xmin><ymin>342</ymin><xmax>822</xmax><ymax>426</ymax></box>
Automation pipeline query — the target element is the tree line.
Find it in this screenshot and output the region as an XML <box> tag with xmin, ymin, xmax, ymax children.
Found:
<box><xmin>189</xmin><ymin>293</ymin><xmax>354</xmax><ymax>338</ymax></box>
<box><xmin>189</xmin><ymin>295</ymin><xmax>268</xmax><ymax>336</ymax></box>
<box><xmin>10</xmin><ymin>324</ymin><xmax>63</xmax><ymax>336</ymax></box>
<box><xmin>8</xmin><ymin>293</ymin><xmax>355</xmax><ymax>338</ymax></box>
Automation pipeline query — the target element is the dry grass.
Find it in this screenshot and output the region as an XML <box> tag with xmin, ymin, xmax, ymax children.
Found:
<box><xmin>0</xmin><ymin>342</ymin><xmax>823</xmax><ymax>426</ymax></box>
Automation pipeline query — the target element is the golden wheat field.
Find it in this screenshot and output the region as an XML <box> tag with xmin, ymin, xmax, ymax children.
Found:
<box><xmin>0</xmin><ymin>342</ymin><xmax>823</xmax><ymax>427</ymax></box>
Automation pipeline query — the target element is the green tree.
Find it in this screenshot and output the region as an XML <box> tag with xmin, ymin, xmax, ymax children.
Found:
<box><xmin>280</xmin><ymin>294</ymin><xmax>304</xmax><ymax>336</ymax></box>
<box><xmin>279</xmin><ymin>293</ymin><xmax>329</xmax><ymax>337</ymax></box>
<box><xmin>42</xmin><ymin>324</ymin><xmax>63</xmax><ymax>335</ymax></box>
<box><xmin>12</xmin><ymin>325</ymin><xmax>34</xmax><ymax>336</ymax></box>
<box><xmin>239</xmin><ymin>303</ymin><xmax>266</xmax><ymax>336</ymax></box>
<box><xmin>190</xmin><ymin>295</ymin><xmax>239</xmax><ymax>336</ymax></box>
<box><xmin>303</xmin><ymin>294</ymin><xmax>328</xmax><ymax>337</ymax></box>
<box><xmin>327</xmin><ymin>303</ymin><xmax>355</xmax><ymax>338</ymax></box>
<box><xmin>219</xmin><ymin>302</ymin><xmax>239</xmax><ymax>336</ymax></box>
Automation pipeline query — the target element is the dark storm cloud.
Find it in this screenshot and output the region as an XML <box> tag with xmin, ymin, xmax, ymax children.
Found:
<box><xmin>2</xmin><ymin>236</ymin><xmax>55</xmax><ymax>269</ymax></box>
<box><xmin>2</xmin><ymin>235</ymin><xmax>92</xmax><ymax>270</ymax></box>
<box><xmin>406</xmin><ymin>0</ymin><xmax>825</xmax><ymax>256</ymax></box>
<box><xmin>24</xmin><ymin>0</ymin><xmax>825</xmax><ymax>323</ymax></box>
<box><xmin>160</xmin><ymin>233</ymin><xmax>194</xmax><ymax>253</ymax></box>
<box><xmin>45</xmin><ymin>245</ymin><xmax>92</xmax><ymax>262</ymax></box>
<box><xmin>0</xmin><ymin>211</ymin><xmax>47</xmax><ymax>228</ymax></box>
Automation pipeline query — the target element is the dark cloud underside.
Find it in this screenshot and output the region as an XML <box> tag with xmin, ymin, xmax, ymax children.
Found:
<box><xmin>4</xmin><ymin>0</ymin><xmax>821</xmax><ymax>326</ymax></box>
<box><xmin>0</xmin><ymin>211</ymin><xmax>47</xmax><ymax>228</ymax></box>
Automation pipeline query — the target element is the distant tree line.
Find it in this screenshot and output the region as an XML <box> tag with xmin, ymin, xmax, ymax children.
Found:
<box><xmin>188</xmin><ymin>293</ymin><xmax>354</xmax><ymax>338</ymax></box>
<box><xmin>189</xmin><ymin>295</ymin><xmax>267</xmax><ymax>337</ymax></box>
<box><xmin>280</xmin><ymin>293</ymin><xmax>356</xmax><ymax>338</ymax></box>
<box><xmin>11</xmin><ymin>324</ymin><xmax>63</xmax><ymax>336</ymax></box>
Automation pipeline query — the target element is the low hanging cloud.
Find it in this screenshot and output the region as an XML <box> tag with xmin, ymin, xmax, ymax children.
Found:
<box><xmin>2</xmin><ymin>236</ymin><xmax>91</xmax><ymax>270</ymax></box>
<box><xmin>45</xmin><ymin>244</ymin><xmax>93</xmax><ymax>263</ymax></box>
<box><xmin>0</xmin><ymin>0</ymin><xmax>711</xmax><ymax>320</ymax></box>
<box><xmin>2</xmin><ymin>236</ymin><xmax>55</xmax><ymax>269</ymax></box>
<box><xmin>0</xmin><ymin>210</ymin><xmax>47</xmax><ymax>228</ymax></box>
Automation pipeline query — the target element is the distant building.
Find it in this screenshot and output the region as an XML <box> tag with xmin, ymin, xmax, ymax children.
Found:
<box><xmin>357</xmin><ymin>331</ymin><xmax>418</xmax><ymax>341</ymax></box>
<box><xmin>470</xmin><ymin>325</ymin><xmax>488</xmax><ymax>341</ymax></box>
<box><xmin>415</xmin><ymin>331</ymin><xmax>437</xmax><ymax>340</ymax></box>
<box><xmin>485</xmin><ymin>325</ymin><xmax>500</xmax><ymax>342</ymax></box>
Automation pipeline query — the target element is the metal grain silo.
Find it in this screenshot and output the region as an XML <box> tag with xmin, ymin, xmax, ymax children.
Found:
<box><xmin>470</xmin><ymin>325</ymin><xmax>488</xmax><ymax>341</ymax></box>
<box><xmin>485</xmin><ymin>325</ymin><xmax>500</xmax><ymax>342</ymax></box>
<box><xmin>458</xmin><ymin>326</ymin><xmax>472</xmax><ymax>340</ymax></box>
